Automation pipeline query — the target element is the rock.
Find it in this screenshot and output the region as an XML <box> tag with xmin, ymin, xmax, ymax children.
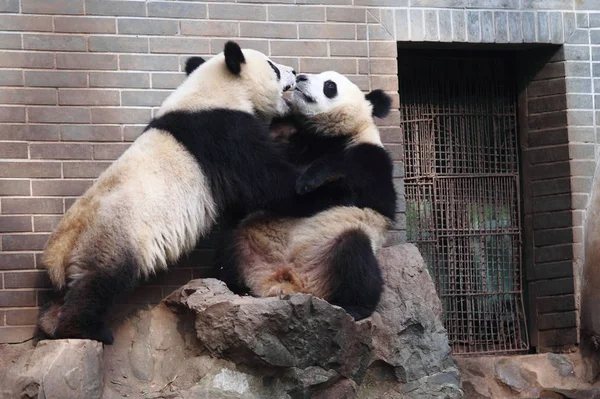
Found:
<box><xmin>369</xmin><ymin>245</ymin><xmax>457</xmax><ymax>385</ymax></box>
<box><xmin>166</xmin><ymin>278</ymin><xmax>372</xmax><ymax>382</ymax></box>
<box><xmin>2</xmin><ymin>339</ymin><xmax>103</xmax><ymax>399</ymax></box>
<box><xmin>494</xmin><ymin>358</ymin><xmax>541</xmax><ymax>396</ymax></box>
<box><xmin>457</xmin><ymin>352</ymin><xmax>598</xmax><ymax>399</ymax></box>
<box><xmin>1</xmin><ymin>244</ymin><xmax>460</xmax><ymax>399</ymax></box>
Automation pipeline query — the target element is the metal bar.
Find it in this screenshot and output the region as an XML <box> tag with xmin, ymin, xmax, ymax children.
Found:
<box><xmin>401</xmin><ymin>50</ymin><xmax>529</xmax><ymax>355</ymax></box>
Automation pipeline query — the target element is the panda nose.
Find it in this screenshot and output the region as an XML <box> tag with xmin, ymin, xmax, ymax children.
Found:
<box><xmin>284</xmin><ymin>85</ymin><xmax>291</xmax><ymax>91</ymax></box>
<box><xmin>296</xmin><ymin>74</ymin><xmax>307</xmax><ymax>82</ymax></box>
<box><xmin>292</xmin><ymin>69</ymin><xmax>296</xmax><ymax>76</ymax></box>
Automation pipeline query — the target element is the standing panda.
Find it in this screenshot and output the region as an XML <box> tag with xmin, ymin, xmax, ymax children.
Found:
<box><xmin>214</xmin><ymin>71</ymin><xmax>397</xmax><ymax>320</ymax></box>
<box><xmin>38</xmin><ymin>42</ymin><xmax>340</xmax><ymax>344</ymax></box>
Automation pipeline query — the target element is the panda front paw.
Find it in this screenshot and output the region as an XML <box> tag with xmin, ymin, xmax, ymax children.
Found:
<box><xmin>295</xmin><ymin>175</ymin><xmax>317</xmax><ymax>195</ymax></box>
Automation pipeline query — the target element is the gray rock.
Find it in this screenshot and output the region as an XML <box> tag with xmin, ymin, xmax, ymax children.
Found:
<box><xmin>369</xmin><ymin>245</ymin><xmax>458</xmax><ymax>384</ymax></box>
<box><xmin>1</xmin><ymin>244</ymin><xmax>460</xmax><ymax>399</ymax></box>
<box><xmin>166</xmin><ymin>278</ymin><xmax>373</xmax><ymax>382</ymax></box>
<box><xmin>4</xmin><ymin>339</ymin><xmax>103</xmax><ymax>399</ymax></box>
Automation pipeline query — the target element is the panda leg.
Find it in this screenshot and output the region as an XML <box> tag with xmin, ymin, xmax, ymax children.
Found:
<box><xmin>54</xmin><ymin>264</ymin><xmax>137</xmax><ymax>345</ymax></box>
<box><xmin>328</xmin><ymin>229</ymin><xmax>384</xmax><ymax>321</ymax></box>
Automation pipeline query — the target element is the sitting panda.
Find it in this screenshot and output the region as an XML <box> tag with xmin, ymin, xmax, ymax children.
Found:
<box><xmin>214</xmin><ymin>71</ymin><xmax>397</xmax><ymax>320</ymax></box>
<box><xmin>38</xmin><ymin>42</ymin><xmax>341</xmax><ymax>344</ymax></box>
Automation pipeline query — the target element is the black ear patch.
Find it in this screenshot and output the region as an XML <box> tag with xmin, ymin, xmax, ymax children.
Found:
<box><xmin>185</xmin><ymin>56</ymin><xmax>206</xmax><ymax>76</ymax></box>
<box><xmin>224</xmin><ymin>41</ymin><xmax>245</xmax><ymax>75</ymax></box>
<box><xmin>268</xmin><ymin>61</ymin><xmax>280</xmax><ymax>80</ymax></box>
<box><xmin>366</xmin><ymin>89</ymin><xmax>391</xmax><ymax>118</ymax></box>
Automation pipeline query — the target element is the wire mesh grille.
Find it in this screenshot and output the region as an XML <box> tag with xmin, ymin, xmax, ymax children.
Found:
<box><xmin>400</xmin><ymin>51</ymin><xmax>529</xmax><ymax>355</ymax></box>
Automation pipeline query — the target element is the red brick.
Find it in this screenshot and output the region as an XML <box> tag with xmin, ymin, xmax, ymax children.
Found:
<box><xmin>60</xmin><ymin>125</ymin><xmax>122</xmax><ymax>142</ymax></box>
<box><xmin>0</xmin><ymin>253</ymin><xmax>35</xmax><ymax>270</ymax></box>
<box><xmin>538</xmin><ymin>327</ymin><xmax>577</xmax><ymax>347</ymax></box>
<box><xmin>54</xmin><ymin>16</ymin><xmax>116</xmax><ymax>33</ymax></box>
<box><xmin>532</xmin><ymin>62</ymin><xmax>565</xmax><ymax>81</ymax></box>
<box><xmin>538</xmin><ymin>311</ymin><xmax>577</xmax><ymax>330</ymax></box>
<box><xmin>534</xmin><ymin>229</ymin><xmax>573</xmax><ymax>248</ymax></box>
<box><xmin>534</xmin><ymin>245</ymin><xmax>573</xmax><ymax>263</ymax></box>
<box><xmin>531</xmin><ymin>194</ymin><xmax>571</xmax><ymax>213</ymax></box>
<box><xmin>93</xmin><ymin>143</ymin><xmax>130</xmax><ymax>160</ymax></box>
<box><xmin>0</xmin><ymin>216</ymin><xmax>32</xmax><ymax>233</ymax></box>
<box><xmin>2</xmin><ymin>234</ymin><xmax>49</xmax><ymax>251</ymax></box>
<box><xmin>28</xmin><ymin>106</ymin><xmax>90</xmax><ymax>124</ymax></box>
<box><xmin>32</xmin><ymin>179</ymin><xmax>93</xmax><ymax>196</ymax></box>
<box><xmin>528</xmin><ymin>111</ymin><xmax>568</xmax><ymax>131</ymax></box>
<box><xmin>1</xmin><ymin>198</ymin><xmax>63</xmax><ymax>214</ymax></box>
<box><xmin>0</xmin><ymin>310</ymin><xmax>4</xmax><ymax>325</ymax></box>
<box><xmin>537</xmin><ymin>278</ymin><xmax>574</xmax><ymax>296</ymax></box>
<box><xmin>528</xmin><ymin>128</ymin><xmax>569</xmax><ymax>147</ymax></box>
<box><xmin>30</xmin><ymin>143</ymin><xmax>93</xmax><ymax>160</ymax></box>
<box><xmin>531</xmin><ymin>177</ymin><xmax>571</xmax><ymax>197</ymax></box>
<box><xmin>0</xmin><ymin>106</ymin><xmax>25</xmax><ymax>122</ymax></box>
<box><xmin>0</xmin><ymin>326</ymin><xmax>36</xmax><ymax>343</ymax></box>
<box><xmin>530</xmin><ymin>162</ymin><xmax>570</xmax><ymax>180</ymax></box>
<box><xmin>527</xmin><ymin>78</ymin><xmax>567</xmax><ymax>97</ymax></box>
<box><xmin>0</xmin><ymin>162</ymin><xmax>61</xmax><ymax>178</ymax></box>
<box><xmin>537</xmin><ymin>295</ymin><xmax>576</xmax><ymax>313</ymax></box>
<box><xmin>0</xmin><ymin>290</ymin><xmax>36</xmax><ymax>307</ymax></box>
<box><xmin>0</xmin><ymin>180</ymin><xmax>30</xmax><ymax>196</ymax></box>
<box><xmin>6</xmin><ymin>308</ymin><xmax>39</xmax><ymax>325</ymax></box>
<box><xmin>33</xmin><ymin>215</ymin><xmax>63</xmax><ymax>232</ymax></box>
<box><xmin>63</xmin><ymin>161</ymin><xmax>111</xmax><ymax>178</ymax></box>
<box><xmin>5</xmin><ymin>271</ymin><xmax>51</xmax><ymax>288</ymax></box>
<box><xmin>0</xmin><ymin>142</ymin><xmax>28</xmax><ymax>159</ymax></box>
<box><xmin>0</xmin><ymin>88</ymin><xmax>57</xmax><ymax>105</ymax></box>
<box><xmin>529</xmin><ymin>95</ymin><xmax>567</xmax><ymax>114</ymax></box>
<box><xmin>0</xmin><ymin>125</ymin><xmax>58</xmax><ymax>141</ymax></box>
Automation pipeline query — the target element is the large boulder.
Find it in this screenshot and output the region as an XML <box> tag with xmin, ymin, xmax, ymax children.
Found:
<box><xmin>0</xmin><ymin>244</ymin><xmax>461</xmax><ymax>398</ymax></box>
<box><xmin>1</xmin><ymin>339</ymin><xmax>103</xmax><ymax>399</ymax></box>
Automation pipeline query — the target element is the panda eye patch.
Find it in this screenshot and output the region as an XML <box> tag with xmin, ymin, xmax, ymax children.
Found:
<box><xmin>323</xmin><ymin>80</ymin><xmax>337</xmax><ymax>99</ymax></box>
<box><xmin>267</xmin><ymin>60</ymin><xmax>280</xmax><ymax>80</ymax></box>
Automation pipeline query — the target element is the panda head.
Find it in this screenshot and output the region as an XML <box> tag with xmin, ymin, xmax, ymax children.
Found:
<box><xmin>158</xmin><ymin>41</ymin><xmax>296</xmax><ymax>122</ymax></box>
<box><xmin>290</xmin><ymin>71</ymin><xmax>391</xmax><ymax>145</ymax></box>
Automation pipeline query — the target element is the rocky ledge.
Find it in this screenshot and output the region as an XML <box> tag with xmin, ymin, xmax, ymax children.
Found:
<box><xmin>0</xmin><ymin>244</ymin><xmax>462</xmax><ymax>399</ymax></box>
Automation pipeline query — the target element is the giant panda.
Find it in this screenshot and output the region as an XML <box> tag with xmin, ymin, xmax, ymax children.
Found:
<box><xmin>214</xmin><ymin>71</ymin><xmax>397</xmax><ymax>320</ymax></box>
<box><xmin>38</xmin><ymin>42</ymin><xmax>343</xmax><ymax>344</ymax></box>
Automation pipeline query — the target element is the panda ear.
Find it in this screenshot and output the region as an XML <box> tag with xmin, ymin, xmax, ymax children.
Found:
<box><xmin>224</xmin><ymin>41</ymin><xmax>245</xmax><ymax>75</ymax></box>
<box><xmin>365</xmin><ymin>89</ymin><xmax>392</xmax><ymax>118</ymax></box>
<box><xmin>185</xmin><ymin>56</ymin><xmax>205</xmax><ymax>76</ymax></box>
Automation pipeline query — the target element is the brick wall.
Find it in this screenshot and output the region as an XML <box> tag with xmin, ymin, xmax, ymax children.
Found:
<box><xmin>1</xmin><ymin>0</ymin><xmax>599</xmax><ymax>349</ymax></box>
<box><xmin>0</xmin><ymin>0</ymin><xmax>403</xmax><ymax>343</ymax></box>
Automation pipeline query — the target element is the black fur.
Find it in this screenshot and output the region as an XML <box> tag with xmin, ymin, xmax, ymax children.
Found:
<box><xmin>281</xmin><ymin>114</ymin><xmax>397</xmax><ymax>221</ymax></box>
<box><xmin>268</xmin><ymin>60</ymin><xmax>280</xmax><ymax>80</ymax></box>
<box><xmin>145</xmin><ymin>110</ymin><xmax>345</xmax><ymax>219</ymax></box>
<box><xmin>215</xmin><ymin>112</ymin><xmax>396</xmax><ymax>316</ymax></box>
<box><xmin>213</xmin><ymin>230</ymin><xmax>251</xmax><ymax>296</ymax></box>
<box><xmin>224</xmin><ymin>41</ymin><xmax>245</xmax><ymax>75</ymax></box>
<box><xmin>51</xmin><ymin>252</ymin><xmax>138</xmax><ymax>344</ymax></box>
<box><xmin>365</xmin><ymin>89</ymin><xmax>392</xmax><ymax>118</ymax></box>
<box><xmin>328</xmin><ymin>229</ymin><xmax>383</xmax><ymax>320</ymax></box>
<box><xmin>185</xmin><ymin>56</ymin><xmax>206</xmax><ymax>76</ymax></box>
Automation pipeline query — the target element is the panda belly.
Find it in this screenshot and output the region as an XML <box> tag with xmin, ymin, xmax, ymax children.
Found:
<box><xmin>43</xmin><ymin>129</ymin><xmax>216</xmax><ymax>288</ymax></box>
<box><xmin>234</xmin><ymin>206</ymin><xmax>389</xmax><ymax>300</ymax></box>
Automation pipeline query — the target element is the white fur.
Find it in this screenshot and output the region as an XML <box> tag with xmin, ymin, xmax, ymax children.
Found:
<box><xmin>159</xmin><ymin>51</ymin><xmax>295</xmax><ymax>122</ymax></box>
<box><xmin>291</xmin><ymin>71</ymin><xmax>383</xmax><ymax>147</ymax></box>
<box><xmin>44</xmin><ymin>45</ymin><xmax>296</xmax><ymax>289</ymax></box>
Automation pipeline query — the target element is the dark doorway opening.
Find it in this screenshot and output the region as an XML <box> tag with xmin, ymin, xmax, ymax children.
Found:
<box><xmin>400</xmin><ymin>49</ymin><xmax>529</xmax><ymax>355</ymax></box>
